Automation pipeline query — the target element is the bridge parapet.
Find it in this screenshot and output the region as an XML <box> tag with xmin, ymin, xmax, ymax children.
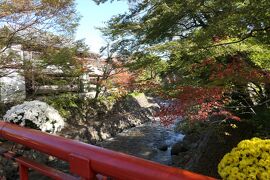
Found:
<box><xmin>0</xmin><ymin>121</ymin><xmax>215</xmax><ymax>180</ymax></box>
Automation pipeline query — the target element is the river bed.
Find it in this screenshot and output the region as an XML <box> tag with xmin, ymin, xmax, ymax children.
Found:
<box><xmin>98</xmin><ymin>120</ymin><xmax>184</xmax><ymax>165</ymax></box>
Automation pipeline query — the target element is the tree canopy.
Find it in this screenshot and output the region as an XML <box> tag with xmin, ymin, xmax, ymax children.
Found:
<box><xmin>0</xmin><ymin>0</ymin><xmax>80</xmax><ymax>52</ymax></box>
<box><xmin>96</xmin><ymin>0</ymin><xmax>269</xmax><ymax>52</ymax></box>
<box><xmin>95</xmin><ymin>0</ymin><xmax>270</xmax><ymax>125</ymax></box>
<box><xmin>0</xmin><ymin>0</ymin><xmax>84</xmax><ymax>97</ymax></box>
<box><xmin>96</xmin><ymin>0</ymin><xmax>270</xmax><ymax>87</ymax></box>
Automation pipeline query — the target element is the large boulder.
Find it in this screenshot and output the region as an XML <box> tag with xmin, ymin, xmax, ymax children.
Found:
<box><xmin>3</xmin><ymin>100</ymin><xmax>65</xmax><ymax>134</ymax></box>
<box><xmin>172</xmin><ymin>121</ymin><xmax>255</xmax><ymax>178</ymax></box>
<box><xmin>171</xmin><ymin>142</ymin><xmax>188</xmax><ymax>155</ymax></box>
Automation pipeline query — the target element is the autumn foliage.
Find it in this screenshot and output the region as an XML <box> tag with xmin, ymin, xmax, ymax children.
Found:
<box><xmin>156</xmin><ymin>54</ymin><xmax>269</xmax><ymax>126</ymax></box>
<box><xmin>156</xmin><ymin>86</ymin><xmax>241</xmax><ymax>126</ymax></box>
<box><xmin>110</xmin><ymin>71</ymin><xmax>135</xmax><ymax>88</ymax></box>
<box><xmin>193</xmin><ymin>55</ymin><xmax>270</xmax><ymax>84</ymax></box>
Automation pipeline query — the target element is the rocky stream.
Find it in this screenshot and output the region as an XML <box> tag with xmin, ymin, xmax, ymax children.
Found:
<box><xmin>98</xmin><ymin>120</ymin><xmax>185</xmax><ymax>165</ymax></box>
<box><xmin>1</xmin><ymin>93</ymin><xmax>244</xmax><ymax>179</ymax></box>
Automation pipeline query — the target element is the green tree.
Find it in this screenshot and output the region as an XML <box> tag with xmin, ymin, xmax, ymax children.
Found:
<box><xmin>95</xmin><ymin>0</ymin><xmax>269</xmax><ymax>53</ymax></box>
<box><xmin>0</xmin><ymin>0</ymin><xmax>80</xmax><ymax>63</ymax></box>
<box><xmin>0</xmin><ymin>0</ymin><xmax>82</xmax><ymax>98</ymax></box>
<box><xmin>95</xmin><ymin>0</ymin><xmax>270</xmax><ymax>124</ymax></box>
<box><xmin>95</xmin><ymin>0</ymin><xmax>270</xmax><ymax>81</ymax></box>
<box><xmin>23</xmin><ymin>40</ymin><xmax>87</xmax><ymax>97</ymax></box>
<box><xmin>0</xmin><ymin>0</ymin><xmax>80</xmax><ymax>47</ymax></box>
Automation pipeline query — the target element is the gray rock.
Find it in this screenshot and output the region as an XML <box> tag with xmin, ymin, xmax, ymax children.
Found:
<box><xmin>158</xmin><ymin>144</ymin><xmax>168</xmax><ymax>151</ymax></box>
<box><xmin>171</xmin><ymin>142</ymin><xmax>188</xmax><ymax>155</ymax></box>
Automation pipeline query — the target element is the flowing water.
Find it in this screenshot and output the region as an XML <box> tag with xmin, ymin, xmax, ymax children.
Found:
<box><xmin>98</xmin><ymin>120</ymin><xmax>184</xmax><ymax>165</ymax></box>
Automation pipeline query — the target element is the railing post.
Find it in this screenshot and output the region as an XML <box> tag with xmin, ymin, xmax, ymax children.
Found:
<box><xmin>19</xmin><ymin>164</ymin><xmax>29</xmax><ymax>180</ymax></box>
<box><xmin>69</xmin><ymin>153</ymin><xmax>96</xmax><ymax>180</ymax></box>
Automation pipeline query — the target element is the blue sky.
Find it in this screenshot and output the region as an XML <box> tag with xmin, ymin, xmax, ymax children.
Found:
<box><xmin>75</xmin><ymin>0</ymin><xmax>128</xmax><ymax>53</ymax></box>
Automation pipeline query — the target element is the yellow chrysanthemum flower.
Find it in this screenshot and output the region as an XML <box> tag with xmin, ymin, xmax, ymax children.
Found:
<box><xmin>218</xmin><ymin>138</ymin><xmax>270</xmax><ymax>180</ymax></box>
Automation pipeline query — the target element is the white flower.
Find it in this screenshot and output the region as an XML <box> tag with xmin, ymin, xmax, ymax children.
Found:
<box><xmin>3</xmin><ymin>100</ymin><xmax>65</xmax><ymax>134</ymax></box>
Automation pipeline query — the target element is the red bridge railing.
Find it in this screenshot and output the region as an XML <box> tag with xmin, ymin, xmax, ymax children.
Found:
<box><xmin>0</xmin><ymin>121</ymin><xmax>215</xmax><ymax>180</ymax></box>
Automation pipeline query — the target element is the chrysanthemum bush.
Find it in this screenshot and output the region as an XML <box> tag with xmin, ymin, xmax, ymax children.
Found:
<box><xmin>218</xmin><ymin>138</ymin><xmax>270</xmax><ymax>180</ymax></box>
<box><xmin>3</xmin><ymin>100</ymin><xmax>65</xmax><ymax>134</ymax></box>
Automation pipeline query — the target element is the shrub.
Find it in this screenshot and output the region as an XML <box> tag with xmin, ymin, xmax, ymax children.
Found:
<box><xmin>218</xmin><ymin>138</ymin><xmax>270</xmax><ymax>180</ymax></box>
<box><xmin>44</xmin><ymin>93</ymin><xmax>80</xmax><ymax>118</ymax></box>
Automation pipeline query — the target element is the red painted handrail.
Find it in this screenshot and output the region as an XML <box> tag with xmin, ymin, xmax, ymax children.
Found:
<box><xmin>0</xmin><ymin>121</ymin><xmax>215</xmax><ymax>180</ymax></box>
